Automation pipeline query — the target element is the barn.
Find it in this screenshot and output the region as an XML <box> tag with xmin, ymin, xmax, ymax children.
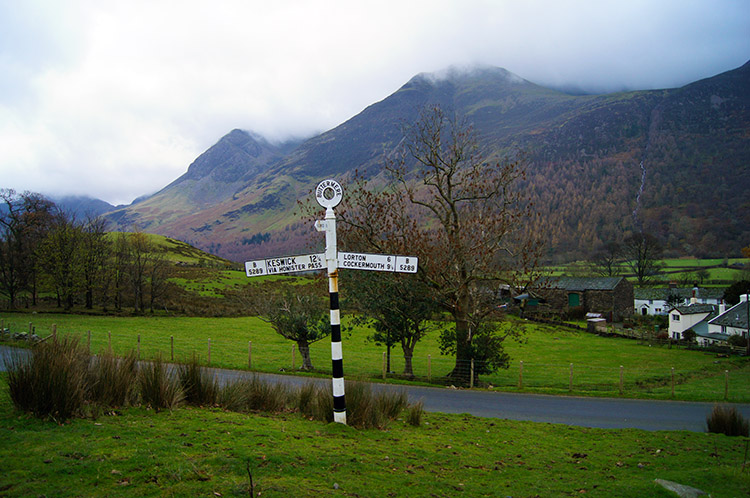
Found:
<box><xmin>535</xmin><ymin>277</ymin><xmax>634</xmax><ymax>322</ymax></box>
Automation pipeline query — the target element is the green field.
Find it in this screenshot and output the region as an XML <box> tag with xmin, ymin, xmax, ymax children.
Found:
<box><xmin>3</xmin><ymin>312</ymin><xmax>749</xmax><ymax>402</ymax></box>
<box><xmin>0</xmin><ymin>375</ymin><xmax>748</xmax><ymax>497</ymax></box>
<box><xmin>549</xmin><ymin>257</ymin><xmax>749</xmax><ymax>286</ymax></box>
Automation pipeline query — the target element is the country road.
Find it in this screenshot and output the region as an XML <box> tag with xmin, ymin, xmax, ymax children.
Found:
<box><xmin>3</xmin><ymin>345</ymin><xmax>749</xmax><ymax>432</ymax></box>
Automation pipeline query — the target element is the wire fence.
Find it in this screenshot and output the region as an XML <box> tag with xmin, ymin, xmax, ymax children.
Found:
<box><xmin>0</xmin><ymin>318</ymin><xmax>746</xmax><ymax>402</ymax></box>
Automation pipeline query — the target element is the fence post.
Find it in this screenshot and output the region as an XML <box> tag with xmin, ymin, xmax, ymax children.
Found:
<box><xmin>248</xmin><ymin>341</ymin><xmax>252</xmax><ymax>369</ymax></box>
<box><xmin>29</xmin><ymin>322</ymin><xmax>33</xmax><ymax>335</ymax></box>
<box><xmin>52</xmin><ymin>324</ymin><xmax>57</xmax><ymax>339</ymax></box>
<box><xmin>428</xmin><ymin>354</ymin><xmax>432</xmax><ymax>383</ymax></box>
<box><xmin>619</xmin><ymin>365</ymin><xmax>624</xmax><ymax>395</ymax></box>
<box><xmin>470</xmin><ymin>359</ymin><xmax>475</xmax><ymax>388</ymax></box>
<box><xmin>671</xmin><ymin>367</ymin><xmax>675</xmax><ymax>398</ymax></box>
<box><xmin>519</xmin><ymin>360</ymin><xmax>524</xmax><ymax>389</ymax></box>
<box><xmin>171</xmin><ymin>335</ymin><xmax>174</xmax><ymax>361</ymax></box>
<box><xmin>108</xmin><ymin>331</ymin><xmax>112</xmax><ymax>352</ymax></box>
<box><xmin>725</xmin><ymin>370</ymin><xmax>729</xmax><ymax>400</ymax></box>
<box><xmin>382</xmin><ymin>352</ymin><xmax>386</xmax><ymax>380</ymax></box>
<box><xmin>87</xmin><ymin>330</ymin><xmax>91</xmax><ymax>353</ymax></box>
<box><xmin>137</xmin><ymin>334</ymin><xmax>141</xmax><ymax>360</ymax></box>
<box><xmin>208</xmin><ymin>338</ymin><xmax>211</xmax><ymax>366</ymax></box>
<box><xmin>569</xmin><ymin>363</ymin><xmax>573</xmax><ymax>391</ymax></box>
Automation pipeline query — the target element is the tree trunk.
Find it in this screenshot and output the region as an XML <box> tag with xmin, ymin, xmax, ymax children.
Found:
<box><xmin>297</xmin><ymin>341</ymin><xmax>313</xmax><ymax>370</ymax></box>
<box><xmin>402</xmin><ymin>345</ymin><xmax>415</xmax><ymax>377</ymax></box>
<box><xmin>449</xmin><ymin>297</ymin><xmax>473</xmax><ymax>385</ymax></box>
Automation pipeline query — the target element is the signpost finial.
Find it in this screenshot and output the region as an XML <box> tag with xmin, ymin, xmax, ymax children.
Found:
<box><xmin>315</xmin><ymin>179</ymin><xmax>343</xmax><ymax>209</ymax></box>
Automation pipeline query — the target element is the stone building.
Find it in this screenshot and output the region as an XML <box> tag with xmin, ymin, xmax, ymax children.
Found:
<box><xmin>535</xmin><ymin>277</ymin><xmax>634</xmax><ymax>322</ymax></box>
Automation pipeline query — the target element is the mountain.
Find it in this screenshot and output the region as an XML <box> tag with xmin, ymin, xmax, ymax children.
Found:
<box><xmin>105</xmin><ymin>62</ymin><xmax>750</xmax><ymax>262</ymax></box>
<box><xmin>53</xmin><ymin>195</ymin><xmax>118</xmax><ymax>218</ymax></box>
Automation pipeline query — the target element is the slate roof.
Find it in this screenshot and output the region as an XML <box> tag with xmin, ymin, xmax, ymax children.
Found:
<box><xmin>695</xmin><ymin>331</ymin><xmax>732</xmax><ymax>341</ymax></box>
<box><xmin>538</xmin><ymin>277</ymin><xmax>624</xmax><ymax>291</ymax></box>
<box><xmin>634</xmin><ymin>287</ymin><xmax>724</xmax><ymax>300</ymax></box>
<box><xmin>672</xmin><ymin>304</ymin><xmax>719</xmax><ymax>316</ymax></box>
<box><xmin>709</xmin><ymin>300</ymin><xmax>750</xmax><ymax>330</ymax></box>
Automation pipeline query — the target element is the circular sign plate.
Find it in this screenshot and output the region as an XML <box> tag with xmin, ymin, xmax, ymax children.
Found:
<box><xmin>315</xmin><ymin>179</ymin><xmax>343</xmax><ymax>209</ymax></box>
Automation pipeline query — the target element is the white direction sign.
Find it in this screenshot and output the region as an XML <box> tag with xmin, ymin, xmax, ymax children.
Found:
<box><xmin>338</xmin><ymin>252</ymin><xmax>418</xmax><ymax>273</ymax></box>
<box><xmin>245</xmin><ymin>253</ymin><xmax>325</xmax><ymax>277</ymax></box>
<box><xmin>246</xmin><ymin>252</ymin><xmax>418</xmax><ymax>277</ymax></box>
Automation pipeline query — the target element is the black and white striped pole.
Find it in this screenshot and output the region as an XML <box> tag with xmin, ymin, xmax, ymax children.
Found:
<box><xmin>314</xmin><ymin>179</ymin><xmax>347</xmax><ymax>424</ymax></box>
<box><xmin>244</xmin><ymin>178</ymin><xmax>418</xmax><ymax>425</ymax></box>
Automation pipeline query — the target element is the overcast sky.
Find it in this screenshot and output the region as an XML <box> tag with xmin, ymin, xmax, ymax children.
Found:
<box><xmin>1</xmin><ymin>0</ymin><xmax>748</xmax><ymax>205</ymax></box>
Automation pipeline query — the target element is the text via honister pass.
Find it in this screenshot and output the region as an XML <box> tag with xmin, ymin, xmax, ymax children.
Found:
<box><xmin>245</xmin><ymin>253</ymin><xmax>325</xmax><ymax>276</ymax></box>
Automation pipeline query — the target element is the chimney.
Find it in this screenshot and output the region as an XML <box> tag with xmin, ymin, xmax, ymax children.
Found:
<box><xmin>741</xmin><ymin>294</ymin><xmax>750</xmax><ymax>303</ymax></box>
<box><xmin>719</xmin><ymin>300</ymin><xmax>726</xmax><ymax>314</ymax></box>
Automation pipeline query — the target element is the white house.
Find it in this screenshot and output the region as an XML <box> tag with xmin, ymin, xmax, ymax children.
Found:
<box><xmin>706</xmin><ymin>295</ymin><xmax>750</xmax><ymax>346</ymax></box>
<box><xmin>668</xmin><ymin>303</ymin><xmax>719</xmax><ymax>340</ymax></box>
<box><xmin>635</xmin><ymin>287</ymin><xmax>724</xmax><ymax>316</ymax></box>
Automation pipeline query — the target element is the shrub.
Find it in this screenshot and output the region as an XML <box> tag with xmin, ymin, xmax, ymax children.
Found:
<box><xmin>706</xmin><ymin>404</ymin><xmax>749</xmax><ymax>437</ymax></box>
<box><xmin>728</xmin><ymin>335</ymin><xmax>748</xmax><ymax>348</ymax></box>
<box><xmin>6</xmin><ymin>336</ymin><xmax>89</xmax><ymax>421</ymax></box>
<box><xmin>178</xmin><ymin>353</ymin><xmax>219</xmax><ymax>406</ymax></box>
<box><xmin>138</xmin><ymin>354</ymin><xmax>183</xmax><ymax>411</ymax></box>
<box><xmin>407</xmin><ymin>401</ymin><xmax>424</xmax><ymax>427</ymax></box>
<box><xmin>88</xmin><ymin>349</ymin><xmax>138</xmax><ymax>407</ymax></box>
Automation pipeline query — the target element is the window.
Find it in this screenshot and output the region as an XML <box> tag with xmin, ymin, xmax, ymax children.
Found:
<box><xmin>672</xmin><ymin>314</ymin><xmax>680</xmax><ymax>321</ymax></box>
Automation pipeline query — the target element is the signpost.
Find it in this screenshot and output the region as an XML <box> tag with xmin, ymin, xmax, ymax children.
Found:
<box><xmin>245</xmin><ymin>179</ymin><xmax>418</xmax><ymax>425</ymax></box>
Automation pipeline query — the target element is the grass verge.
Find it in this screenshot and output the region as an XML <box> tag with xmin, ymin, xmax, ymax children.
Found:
<box><xmin>1</xmin><ymin>374</ymin><xmax>749</xmax><ymax>497</ymax></box>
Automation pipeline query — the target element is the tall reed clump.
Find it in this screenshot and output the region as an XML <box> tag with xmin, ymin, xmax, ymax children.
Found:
<box><xmin>407</xmin><ymin>401</ymin><xmax>424</xmax><ymax>427</ymax></box>
<box><xmin>6</xmin><ymin>336</ymin><xmax>89</xmax><ymax>421</ymax></box>
<box><xmin>178</xmin><ymin>353</ymin><xmax>219</xmax><ymax>406</ymax></box>
<box><xmin>138</xmin><ymin>354</ymin><xmax>183</xmax><ymax>412</ymax></box>
<box><xmin>344</xmin><ymin>381</ymin><xmax>409</xmax><ymax>429</ymax></box>
<box><xmin>706</xmin><ymin>404</ymin><xmax>749</xmax><ymax>437</ymax></box>
<box><xmin>298</xmin><ymin>382</ymin><xmax>333</xmax><ymax>422</ymax></box>
<box><xmin>219</xmin><ymin>375</ymin><xmax>290</xmax><ymax>413</ymax></box>
<box><xmin>87</xmin><ymin>349</ymin><xmax>138</xmax><ymax>408</ymax></box>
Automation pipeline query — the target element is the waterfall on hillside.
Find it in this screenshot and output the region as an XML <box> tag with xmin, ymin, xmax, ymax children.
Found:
<box><xmin>632</xmin><ymin>159</ymin><xmax>646</xmax><ymax>231</ymax></box>
<box><xmin>632</xmin><ymin>105</ymin><xmax>661</xmax><ymax>232</ymax></box>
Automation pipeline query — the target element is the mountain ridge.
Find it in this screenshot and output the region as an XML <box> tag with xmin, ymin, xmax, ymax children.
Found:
<box><xmin>104</xmin><ymin>62</ymin><xmax>750</xmax><ymax>262</ymax></box>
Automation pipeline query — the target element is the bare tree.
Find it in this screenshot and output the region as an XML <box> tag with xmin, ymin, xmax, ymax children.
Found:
<box><xmin>0</xmin><ymin>189</ymin><xmax>55</xmax><ymax>308</ymax></box>
<box><xmin>592</xmin><ymin>241</ymin><xmax>622</xmax><ymax>277</ymax></box>
<box><xmin>80</xmin><ymin>216</ymin><xmax>111</xmax><ymax>309</ymax></box>
<box><xmin>623</xmin><ymin>232</ymin><xmax>663</xmax><ymax>285</ymax></box>
<box><xmin>128</xmin><ymin>232</ymin><xmax>151</xmax><ymax>313</ymax></box>
<box><xmin>37</xmin><ymin>212</ymin><xmax>84</xmax><ymax>310</ymax></box>
<box><xmin>338</xmin><ymin>106</ymin><xmax>544</xmax><ymax>383</ymax></box>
